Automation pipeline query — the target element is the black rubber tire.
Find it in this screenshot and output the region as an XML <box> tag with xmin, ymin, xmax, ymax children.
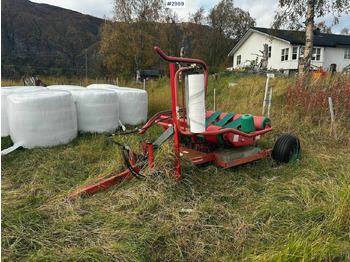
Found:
<box><xmin>272</xmin><ymin>134</ymin><xmax>300</xmax><ymax>164</ymax></box>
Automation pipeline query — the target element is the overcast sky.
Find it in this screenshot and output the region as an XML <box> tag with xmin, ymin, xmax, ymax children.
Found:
<box><xmin>30</xmin><ymin>0</ymin><xmax>349</xmax><ymax>33</ymax></box>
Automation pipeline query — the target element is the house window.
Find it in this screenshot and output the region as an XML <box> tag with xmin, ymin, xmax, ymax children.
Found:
<box><xmin>344</xmin><ymin>49</ymin><xmax>350</xmax><ymax>59</ymax></box>
<box><xmin>312</xmin><ymin>48</ymin><xmax>321</xmax><ymax>61</ymax></box>
<box><xmin>237</xmin><ymin>55</ymin><xmax>241</xmax><ymax>65</ymax></box>
<box><xmin>268</xmin><ymin>46</ymin><xmax>272</xmax><ymax>58</ymax></box>
<box><xmin>299</xmin><ymin>47</ymin><xmax>321</xmax><ymax>60</ymax></box>
<box><xmin>292</xmin><ymin>47</ymin><xmax>298</xmax><ymax>60</ymax></box>
<box><xmin>281</xmin><ymin>48</ymin><xmax>289</xmax><ymax>61</ymax></box>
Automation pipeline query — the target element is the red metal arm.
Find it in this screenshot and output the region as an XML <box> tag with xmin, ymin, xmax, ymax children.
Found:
<box><xmin>154</xmin><ymin>46</ymin><xmax>208</xmax><ymax>72</ymax></box>
<box><xmin>154</xmin><ymin>46</ymin><xmax>208</xmax><ymax>98</ymax></box>
<box><xmin>139</xmin><ymin>109</ymin><xmax>173</xmax><ymax>134</ymax></box>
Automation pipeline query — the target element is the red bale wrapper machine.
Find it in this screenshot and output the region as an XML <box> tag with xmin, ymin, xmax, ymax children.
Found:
<box><xmin>69</xmin><ymin>47</ymin><xmax>300</xmax><ymax>198</ymax></box>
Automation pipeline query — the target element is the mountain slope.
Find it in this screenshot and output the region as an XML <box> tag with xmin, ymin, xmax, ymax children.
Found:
<box><xmin>1</xmin><ymin>0</ymin><xmax>104</xmax><ymax>78</ymax></box>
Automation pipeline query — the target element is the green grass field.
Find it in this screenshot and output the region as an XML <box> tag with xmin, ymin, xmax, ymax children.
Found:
<box><xmin>1</xmin><ymin>74</ymin><xmax>350</xmax><ymax>261</ymax></box>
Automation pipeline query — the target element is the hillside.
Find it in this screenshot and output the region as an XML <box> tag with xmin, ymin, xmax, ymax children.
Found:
<box><xmin>1</xmin><ymin>0</ymin><xmax>223</xmax><ymax>80</ymax></box>
<box><xmin>1</xmin><ymin>0</ymin><xmax>104</xmax><ymax>78</ymax></box>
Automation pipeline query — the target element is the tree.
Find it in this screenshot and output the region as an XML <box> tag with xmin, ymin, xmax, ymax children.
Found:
<box><xmin>100</xmin><ymin>0</ymin><xmax>163</xmax><ymax>77</ymax></box>
<box><xmin>274</xmin><ymin>0</ymin><xmax>350</xmax><ymax>76</ymax></box>
<box><xmin>188</xmin><ymin>8</ymin><xmax>210</xmax><ymax>62</ymax></box>
<box><xmin>101</xmin><ymin>0</ymin><xmax>255</xmax><ymax>76</ymax></box>
<box><xmin>208</xmin><ymin>0</ymin><xmax>255</xmax><ymax>41</ymax></box>
<box><xmin>207</xmin><ymin>0</ymin><xmax>255</xmax><ymax>68</ymax></box>
<box><xmin>156</xmin><ymin>10</ymin><xmax>183</xmax><ymax>73</ymax></box>
<box><xmin>315</xmin><ymin>21</ymin><xmax>332</xmax><ymax>33</ymax></box>
<box><xmin>340</xmin><ymin>27</ymin><xmax>350</xmax><ymax>35</ymax></box>
<box><xmin>100</xmin><ymin>21</ymin><xmax>137</xmax><ymax>76</ymax></box>
<box><xmin>158</xmin><ymin>10</ymin><xmax>181</xmax><ymax>57</ymax></box>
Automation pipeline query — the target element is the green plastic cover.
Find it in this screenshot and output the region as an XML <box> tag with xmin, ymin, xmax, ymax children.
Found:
<box><xmin>241</xmin><ymin>114</ymin><xmax>255</xmax><ymax>133</ymax></box>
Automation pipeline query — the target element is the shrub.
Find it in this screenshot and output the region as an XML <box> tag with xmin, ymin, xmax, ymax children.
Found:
<box><xmin>286</xmin><ymin>74</ymin><xmax>350</xmax><ymax>115</ymax></box>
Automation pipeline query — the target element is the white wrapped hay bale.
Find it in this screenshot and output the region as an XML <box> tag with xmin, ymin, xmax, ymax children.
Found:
<box><xmin>6</xmin><ymin>90</ymin><xmax>77</xmax><ymax>149</ymax></box>
<box><xmin>113</xmin><ymin>87</ymin><xmax>148</xmax><ymax>125</ymax></box>
<box><xmin>1</xmin><ymin>86</ymin><xmax>47</xmax><ymax>137</ymax></box>
<box><xmin>47</xmin><ymin>85</ymin><xmax>85</xmax><ymax>91</ymax></box>
<box><xmin>68</xmin><ymin>89</ymin><xmax>120</xmax><ymax>133</ymax></box>
<box><xmin>87</xmin><ymin>84</ymin><xmax>148</xmax><ymax>125</ymax></box>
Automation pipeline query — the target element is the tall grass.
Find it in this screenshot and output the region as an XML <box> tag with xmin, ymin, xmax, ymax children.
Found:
<box><xmin>1</xmin><ymin>74</ymin><xmax>350</xmax><ymax>261</ymax></box>
<box><xmin>1</xmin><ymin>76</ymin><xmax>143</xmax><ymax>88</ymax></box>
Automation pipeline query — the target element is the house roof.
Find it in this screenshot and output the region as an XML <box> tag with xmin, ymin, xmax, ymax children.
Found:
<box><xmin>228</xmin><ymin>27</ymin><xmax>350</xmax><ymax>56</ymax></box>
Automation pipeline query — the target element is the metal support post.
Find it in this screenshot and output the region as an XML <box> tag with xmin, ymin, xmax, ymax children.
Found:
<box><xmin>170</xmin><ymin>63</ymin><xmax>181</xmax><ymax>181</ymax></box>
<box><xmin>146</xmin><ymin>140</ymin><xmax>154</xmax><ymax>169</ymax></box>
<box><xmin>262</xmin><ymin>76</ymin><xmax>270</xmax><ymax>116</ymax></box>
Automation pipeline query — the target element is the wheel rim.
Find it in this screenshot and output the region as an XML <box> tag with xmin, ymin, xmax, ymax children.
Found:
<box><xmin>289</xmin><ymin>144</ymin><xmax>299</xmax><ymax>160</ymax></box>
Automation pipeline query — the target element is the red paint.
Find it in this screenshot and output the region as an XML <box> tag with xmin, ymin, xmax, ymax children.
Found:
<box><xmin>154</xmin><ymin>46</ymin><xmax>209</xmax><ymax>98</ymax></box>
<box><xmin>214</xmin><ymin>149</ymin><xmax>273</xmax><ymax>168</ymax></box>
<box><xmin>68</xmin><ymin>168</ymin><xmax>138</xmax><ymax>198</ymax></box>
<box><xmin>147</xmin><ymin>141</ymin><xmax>154</xmax><ymax>169</ymax></box>
<box><xmin>180</xmin><ymin>146</ymin><xmax>215</xmax><ymax>165</ymax></box>
<box><xmin>170</xmin><ymin>63</ymin><xmax>182</xmax><ymax>181</ymax></box>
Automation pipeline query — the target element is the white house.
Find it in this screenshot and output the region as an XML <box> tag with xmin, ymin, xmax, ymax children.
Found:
<box><xmin>228</xmin><ymin>27</ymin><xmax>350</xmax><ymax>75</ymax></box>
